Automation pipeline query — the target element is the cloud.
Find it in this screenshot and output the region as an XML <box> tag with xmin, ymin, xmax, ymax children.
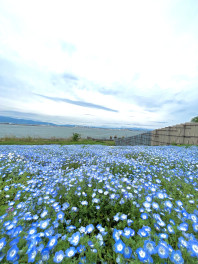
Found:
<box><xmin>35</xmin><ymin>94</ymin><xmax>118</xmax><ymax>112</ymax></box>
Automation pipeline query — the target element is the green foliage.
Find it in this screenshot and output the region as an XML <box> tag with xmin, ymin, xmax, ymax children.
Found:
<box><xmin>72</xmin><ymin>133</ymin><xmax>81</xmax><ymax>141</ymax></box>
<box><xmin>191</xmin><ymin>116</ymin><xmax>198</xmax><ymax>122</ymax></box>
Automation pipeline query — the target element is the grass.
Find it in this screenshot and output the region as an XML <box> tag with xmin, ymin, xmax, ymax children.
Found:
<box><xmin>0</xmin><ymin>136</ymin><xmax>115</xmax><ymax>146</ymax></box>
<box><xmin>0</xmin><ymin>145</ymin><xmax>198</xmax><ymax>263</ymax></box>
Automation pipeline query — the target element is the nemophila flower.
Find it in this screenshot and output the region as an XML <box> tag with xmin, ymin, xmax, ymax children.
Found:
<box><xmin>7</xmin><ymin>245</ymin><xmax>19</xmax><ymax>262</ymax></box>
<box><xmin>37</xmin><ymin>243</ymin><xmax>44</xmax><ymax>252</ymax></box>
<box><xmin>71</xmin><ymin>207</ymin><xmax>78</xmax><ymax>212</ymax></box>
<box><xmin>96</xmin><ymin>205</ymin><xmax>100</xmax><ymax>209</ymax></box>
<box><xmin>92</xmin><ymin>198</ymin><xmax>100</xmax><ymax>203</ymax></box>
<box><xmin>57</xmin><ymin>211</ymin><xmax>64</xmax><ymax>221</ymax></box>
<box><xmin>156</xmin><ymin>243</ymin><xmax>169</xmax><ymax>259</ymax></box>
<box><xmin>77</xmin><ymin>244</ymin><xmax>86</xmax><ymax>253</ymax></box>
<box><xmin>122</xmin><ymin>227</ymin><xmax>135</xmax><ymax>238</ymax></box>
<box><xmin>44</xmin><ymin>226</ymin><xmax>54</xmax><ymax>237</ymax></box>
<box><xmin>120</xmin><ymin>214</ymin><xmax>127</xmax><ymax>220</ymax></box>
<box><xmin>144</xmin><ymin>240</ymin><xmax>156</xmax><ymax>255</ymax></box>
<box><xmin>136</xmin><ymin>247</ymin><xmax>149</xmax><ymax>262</ymax></box>
<box><xmin>167</xmin><ymin>224</ymin><xmax>175</xmax><ymax>234</ymax></box>
<box><xmin>177</xmin><ymin>222</ymin><xmax>188</xmax><ymax>232</ymax></box>
<box><xmin>164</xmin><ymin>200</ymin><xmax>173</xmax><ymax>208</ymax></box>
<box><xmin>9</xmin><ymin>237</ymin><xmax>20</xmax><ymax>247</ymax></box>
<box><xmin>53</xmin><ymin>250</ymin><xmax>65</xmax><ymax>263</ymax></box>
<box><xmin>65</xmin><ymin>247</ymin><xmax>77</xmax><ymax>258</ymax></box>
<box><xmin>41</xmin><ymin>247</ymin><xmax>50</xmax><ymax>261</ymax></box>
<box><xmin>41</xmin><ymin>209</ymin><xmax>48</xmax><ymax>218</ymax></box>
<box><xmin>39</xmin><ymin>219</ymin><xmax>50</xmax><ymax>229</ymax></box>
<box><xmin>159</xmin><ymin>233</ymin><xmax>168</xmax><ymax>239</ymax></box>
<box><xmin>176</xmin><ymin>200</ymin><xmax>183</xmax><ymax>207</ymax></box>
<box><xmin>69</xmin><ymin>231</ymin><xmax>80</xmax><ymax>246</ymax></box>
<box><xmin>123</xmin><ymin>246</ymin><xmax>132</xmax><ymax>259</ymax></box>
<box><xmin>113</xmin><ymin>214</ymin><xmax>120</xmax><ymax>221</ymax></box>
<box><xmin>114</xmin><ymin>239</ymin><xmax>125</xmax><ymax>254</ymax></box>
<box><xmin>66</xmin><ymin>225</ymin><xmax>76</xmax><ymax>232</ymax></box>
<box><xmin>143</xmin><ymin>201</ymin><xmax>151</xmax><ymax>209</ymax></box>
<box><xmin>0</xmin><ymin>237</ymin><xmax>6</xmax><ymax>250</ymax></box>
<box><xmin>80</xmin><ymin>200</ymin><xmax>88</xmax><ymax>205</ymax></box>
<box><xmin>187</xmin><ymin>240</ymin><xmax>198</xmax><ymax>257</ymax></box>
<box><xmin>62</xmin><ymin>202</ymin><xmax>70</xmax><ymax>210</ymax></box>
<box><xmin>113</xmin><ymin>229</ymin><xmax>122</xmax><ymax>241</ymax></box>
<box><xmin>137</xmin><ymin>228</ymin><xmax>149</xmax><ymax>237</ymax></box>
<box><xmin>170</xmin><ymin>219</ymin><xmax>175</xmax><ymax>225</ymax></box>
<box><xmin>85</xmin><ymin>224</ymin><xmax>94</xmax><ymax>234</ymax></box>
<box><xmin>156</xmin><ymin>191</ymin><xmax>165</xmax><ymax>199</ymax></box>
<box><xmin>170</xmin><ymin>250</ymin><xmax>184</xmax><ymax>264</ymax></box>
<box><xmin>178</xmin><ymin>237</ymin><xmax>188</xmax><ymax>249</ymax></box>
<box><xmin>47</xmin><ymin>236</ymin><xmax>57</xmax><ymax>249</ymax></box>
<box><xmin>28</xmin><ymin>246</ymin><xmax>37</xmax><ymax>263</ymax></box>
<box><xmin>28</xmin><ymin>227</ymin><xmax>37</xmax><ymax>236</ymax></box>
<box><xmin>152</xmin><ymin>202</ymin><xmax>159</xmax><ymax>210</ymax></box>
<box><xmin>141</xmin><ymin>213</ymin><xmax>148</xmax><ymax>220</ymax></box>
<box><xmin>79</xmin><ymin>226</ymin><xmax>86</xmax><ymax>233</ymax></box>
<box><xmin>88</xmin><ymin>240</ymin><xmax>94</xmax><ymax>248</ymax></box>
<box><xmin>190</xmin><ymin>214</ymin><xmax>198</xmax><ymax>223</ymax></box>
<box><xmin>192</xmin><ymin>223</ymin><xmax>198</xmax><ymax>232</ymax></box>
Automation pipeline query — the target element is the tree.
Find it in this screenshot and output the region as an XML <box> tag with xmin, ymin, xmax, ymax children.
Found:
<box><xmin>72</xmin><ymin>133</ymin><xmax>81</xmax><ymax>141</ymax></box>
<box><xmin>191</xmin><ymin>116</ymin><xmax>198</xmax><ymax>122</ymax></box>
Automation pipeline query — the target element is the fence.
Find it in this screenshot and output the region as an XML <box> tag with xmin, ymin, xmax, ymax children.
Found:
<box><xmin>115</xmin><ymin>122</ymin><xmax>198</xmax><ymax>146</ymax></box>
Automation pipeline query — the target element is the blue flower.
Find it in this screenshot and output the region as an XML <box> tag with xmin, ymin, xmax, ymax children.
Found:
<box><xmin>137</xmin><ymin>227</ymin><xmax>149</xmax><ymax>237</ymax></box>
<box><xmin>41</xmin><ymin>247</ymin><xmax>50</xmax><ymax>261</ymax></box>
<box><xmin>123</xmin><ymin>246</ymin><xmax>132</xmax><ymax>259</ymax></box>
<box><xmin>167</xmin><ymin>224</ymin><xmax>175</xmax><ymax>234</ymax></box>
<box><xmin>170</xmin><ymin>250</ymin><xmax>184</xmax><ymax>264</ymax></box>
<box><xmin>85</xmin><ymin>224</ymin><xmax>94</xmax><ymax>234</ymax></box>
<box><xmin>57</xmin><ymin>211</ymin><xmax>64</xmax><ymax>221</ymax></box>
<box><xmin>0</xmin><ymin>237</ymin><xmax>6</xmax><ymax>250</ymax></box>
<box><xmin>120</xmin><ymin>214</ymin><xmax>127</xmax><ymax>220</ymax></box>
<box><xmin>28</xmin><ymin>227</ymin><xmax>37</xmax><ymax>236</ymax></box>
<box><xmin>177</xmin><ymin>222</ymin><xmax>189</xmax><ymax>232</ymax></box>
<box><xmin>113</xmin><ymin>229</ymin><xmax>122</xmax><ymax>241</ymax></box>
<box><xmin>136</xmin><ymin>247</ymin><xmax>149</xmax><ymax>262</ymax></box>
<box><xmin>141</xmin><ymin>213</ymin><xmax>148</xmax><ymax>220</ymax></box>
<box><xmin>9</xmin><ymin>237</ymin><xmax>20</xmax><ymax>247</ymax></box>
<box><xmin>159</xmin><ymin>233</ymin><xmax>168</xmax><ymax>239</ymax></box>
<box><xmin>144</xmin><ymin>240</ymin><xmax>156</xmax><ymax>255</ymax></box>
<box><xmin>77</xmin><ymin>244</ymin><xmax>86</xmax><ymax>253</ymax></box>
<box><xmin>69</xmin><ymin>231</ymin><xmax>80</xmax><ymax>246</ymax></box>
<box><xmin>114</xmin><ymin>239</ymin><xmax>125</xmax><ymax>254</ymax></box>
<box><xmin>122</xmin><ymin>227</ymin><xmax>135</xmax><ymax>238</ymax></box>
<box><xmin>53</xmin><ymin>250</ymin><xmax>65</xmax><ymax>263</ymax></box>
<box><xmin>187</xmin><ymin>240</ymin><xmax>198</xmax><ymax>257</ymax></box>
<box><xmin>39</xmin><ymin>219</ymin><xmax>50</xmax><ymax>229</ymax></box>
<box><xmin>156</xmin><ymin>243</ymin><xmax>169</xmax><ymax>259</ymax></box>
<box><xmin>47</xmin><ymin>236</ymin><xmax>57</xmax><ymax>249</ymax></box>
<box><xmin>7</xmin><ymin>245</ymin><xmax>19</xmax><ymax>262</ymax></box>
<box><xmin>65</xmin><ymin>247</ymin><xmax>77</xmax><ymax>258</ymax></box>
<box><xmin>28</xmin><ymin>246</ymin><xmax>37</xmax><ymax>263</ymax></box>
<box><xmin>192</xmin><ymin>223</ymin><xmax>198</xmax><ymax>232</ymax></box>
<box><xmin>178</xmin><ymin>237</ymin><xmax>188</xmax><ymax>249</ymax></box>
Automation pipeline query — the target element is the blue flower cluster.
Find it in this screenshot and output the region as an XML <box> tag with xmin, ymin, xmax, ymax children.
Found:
<box><xmin>0</xmin><ymin>144</ymin><xmax>198</xmax><ymax>263</ymax></box>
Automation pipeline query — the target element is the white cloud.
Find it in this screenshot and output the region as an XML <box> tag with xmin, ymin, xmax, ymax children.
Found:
<box><xmin>0</xmin><ymin>0</ymin><xmax>198</xmax><ymax>128</ymax></box>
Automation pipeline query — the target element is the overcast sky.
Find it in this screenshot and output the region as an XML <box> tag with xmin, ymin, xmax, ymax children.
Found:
<box><xmin>0</xmin><ymin>0</ymin><xmax>198</xmax><ymax>129</ymax></box>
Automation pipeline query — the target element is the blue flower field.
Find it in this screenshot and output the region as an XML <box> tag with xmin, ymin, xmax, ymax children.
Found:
<box><xmin>0</xmin><ymin>145</ymin><xmax>198</xmax><ymax>263</ymax></box>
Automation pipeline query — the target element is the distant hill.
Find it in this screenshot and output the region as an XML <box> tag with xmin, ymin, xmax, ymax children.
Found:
<box><xmin>0</xmin><ymin>115</ymin><xmax>152</xmax><ymax>130</ymax></box>
<box><xmin>0</xmin><ymin>116</ymin><xmax>61</xmax><ymax>126</ymax></box>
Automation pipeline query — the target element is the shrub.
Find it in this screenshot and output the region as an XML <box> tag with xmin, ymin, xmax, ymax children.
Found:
<box><xmin>72</xmin><ymin>133</ymin><xmax>81</xmax><ymax>141</ymax></box>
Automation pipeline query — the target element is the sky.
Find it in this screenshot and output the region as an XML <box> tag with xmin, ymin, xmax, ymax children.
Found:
<box><xmin>0</xmin><ymin>0</ymin><xmax>198</xmax><ymax>129</ymax></box>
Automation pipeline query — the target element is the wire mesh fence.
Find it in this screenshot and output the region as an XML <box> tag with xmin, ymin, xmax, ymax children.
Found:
<box><xmin>115</xmin><ymin>122</ymin><xmax>198</xmax><ymax>146</ymax></box>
